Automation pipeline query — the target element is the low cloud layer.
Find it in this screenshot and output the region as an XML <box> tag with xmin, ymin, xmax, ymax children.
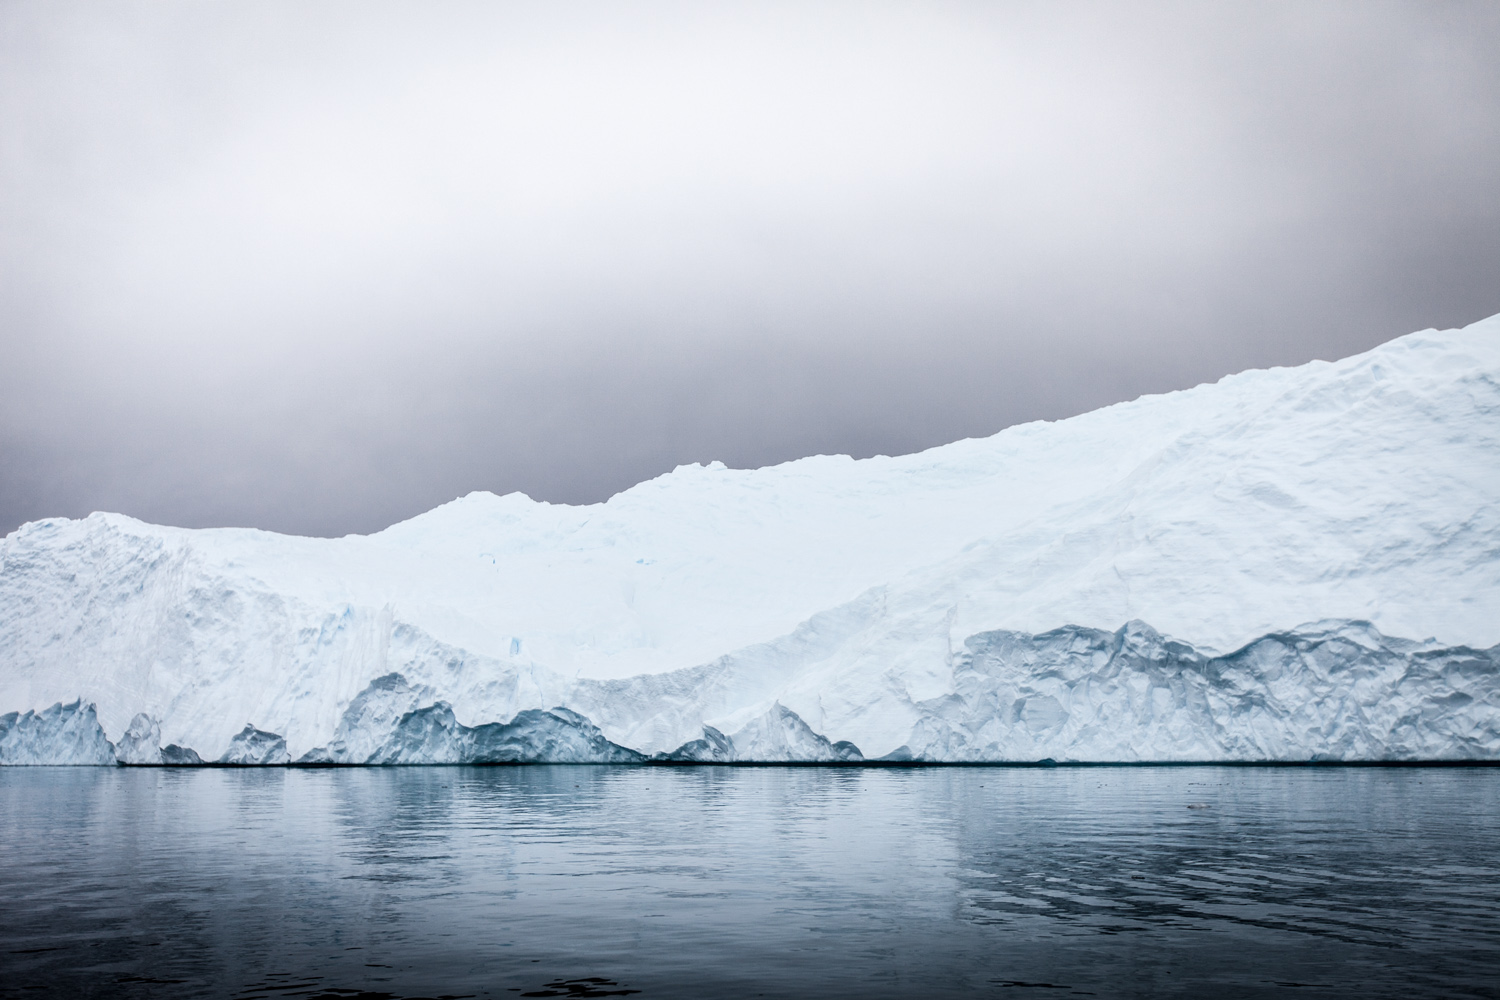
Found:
<box><xmin>3</xmin><ymin>0</ymin><xmax>1498</xmax><ymax>536</ymax></box>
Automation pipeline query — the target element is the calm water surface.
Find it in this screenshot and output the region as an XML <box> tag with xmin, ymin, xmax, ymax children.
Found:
<box><xmin>1</xmin><ymin>766</ymin><xmax>1497</xmax><ymax>999</ymax></box>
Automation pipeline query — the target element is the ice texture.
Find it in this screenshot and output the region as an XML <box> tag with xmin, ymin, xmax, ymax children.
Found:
<box><xmin>293</xmin><ymin>675</ymin><xmax>643</xmax><ymax>764</ymax></box>
<box><xmin>219</xmin><ymin>725</ymin><xmax>291</xmax><ymax>765</ymax></box>
<box><xmin>0</xmin><ymin>700</ymin><xmax>115</xmax><ymax>765</ymax></box>
<box><xmin>160</xmin><ymin>744</ymin><xmax>204</xmax><ymax>766</ymax></box>
<box><xmin>657</xmin><ymin>706</ymin><xmax>866</xmax><ymax>763</ymax></box>
<box><xmin>661</xmin><ymin>726</ymin><xmax>735</xmax><ymax>763</ymax></box>
<box><xmin>115</xmin><ymin>713</ymin><xmax>163</xmax><ymax>765</ymax></box>
<box><xmin>113</xmin><ymin>712</ymin><xmax>205</xmax><ymax>765</ymax></box>
<box><xmin>712</xmin><ymin>704</ymin><xmax>865</xmax><ymax>763</ymax></box>
<box><xmin>367</xmin><ymin>703</ymin><xmax>643</xmax><ymax>765</ymax></box>
<box><xmin>900</xmin><ymin>620</ymin><xmax>1500</xmax><ymax>762</ymax></box>
<box><xmin>2</xmin><ymin>316</ymin><xmax>1499</xmax><ymax>763</ymax></box>
<box><xmin>297</xmin><ymin>672</ymin><xmax>432</xmax><ymax>764</ymax></box>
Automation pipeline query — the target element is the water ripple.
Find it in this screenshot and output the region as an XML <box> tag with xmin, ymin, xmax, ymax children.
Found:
<box><xmin>1</xmin><ymin>766</ymin><xmax>1497</xmax><ymax>999</ymax></box>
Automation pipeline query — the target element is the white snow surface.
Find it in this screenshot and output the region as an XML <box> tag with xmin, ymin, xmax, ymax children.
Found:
<box><xmin>1</xmin><ymin>315</ymin><xmax>1498</xmax><ymax>761</ymax></box>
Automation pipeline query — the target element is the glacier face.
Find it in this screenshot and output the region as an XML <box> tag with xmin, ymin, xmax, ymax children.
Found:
<box><xmin>1</xmin><ymin>316</ymin><xmax>1498</xmax><ymax>763</ymax></box>
<box><xmin>12</xmin><ymin>620</ymin><xmax>1493</xmax><ymax>765</ymax></box>
<box><xmin>905</xmin><ymin>620</ymin><xmax>1500</xmax><ymax>762</ymax></box>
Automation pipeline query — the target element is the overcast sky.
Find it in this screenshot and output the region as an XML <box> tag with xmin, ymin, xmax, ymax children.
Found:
<box><xmin>2</xmin><ymin>1</ymin><xmax>1498</xmax><ymax>537</ymax></box>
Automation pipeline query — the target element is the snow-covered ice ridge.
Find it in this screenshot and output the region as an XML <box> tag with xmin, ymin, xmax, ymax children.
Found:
<box><xmin>2</xmin><ymin>315</ymin><xmax>1498</xmax><ymax>763</ymax></box>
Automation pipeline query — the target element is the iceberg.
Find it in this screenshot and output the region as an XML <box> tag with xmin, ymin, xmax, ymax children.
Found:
<box><xmin>365</xmin><ymin>704</ymin><xmax>643</xmax><ymax>765</ymax></box>
<box><xmin>160</xmin><ymin>744</ymin><xmax>204</xmax><ymax>766</ymax></box>
<box><xmin>0</xmin><ymin>700</ymin><xmax>116</xmax><ymax>766</ymax></box>
<box><xmin>219</xmin><ymin>725</ymin><xmax>291</xmax><ymax>766</ymax></box>
<box><xmin>1</xmin><ymin>316</ymin><xmax>1498</xmax><ymax>763</ymax></box>
<box><xmin>115</xmin><ymin>713</ymin><xmax>164</xmax><ymax>765</ymax></box>
<box><xmin>297</xmin><ymin>671</ymin><xmax>432</xmax><ymax>764</ymax></box>
<box><xmin>701</xmin><ymin>704</ymin><xmax>865</xmax><ymax>763</ymax></box>
<box><xmin>292</xmin><ymin>676</ymin><xmax>645</xmax><ymax>764</ymax></box>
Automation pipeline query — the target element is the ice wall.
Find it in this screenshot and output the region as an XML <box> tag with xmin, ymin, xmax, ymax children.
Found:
<box><xmin>2</xmin><ymin>315</ymin><xmax>1498</xmax><ymax>763</ymax></box>
<box><xmin>6</xmin><ymin>619</ymin><xmax>1494</xmax><ymax>764</ymax></box>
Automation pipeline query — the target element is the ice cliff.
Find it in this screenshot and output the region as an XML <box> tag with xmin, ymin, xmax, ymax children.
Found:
<box><xmin>2</xmin><ymin>316</ymin><xmax>1498</xmax><ymax>763</ymax></box>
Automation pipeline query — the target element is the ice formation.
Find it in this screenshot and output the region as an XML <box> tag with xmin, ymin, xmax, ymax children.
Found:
<box><xmin>1</xmin><ymin>316</ymin><xmax>1498</xmax><ymax>763</ymax></box>
<box><xmin>115</xmin><ymin>713</ymin><xmax>164</xmax><ymax>765</ymax></box>
<box><xmin>219</xmin><ymin>725</ymin><xmax>291</xmax><ymax>766</ymax></box>
<box><xmin>0</xmin><ymin>701</ymin><xmax>116</xmax><ymax>766</ymax></box>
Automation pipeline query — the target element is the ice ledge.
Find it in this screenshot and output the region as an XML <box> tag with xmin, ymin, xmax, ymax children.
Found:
<box><xmin>3</xmin><ymin>619</ymin><xmax>1496</xmax><ymax>765</ymax></box>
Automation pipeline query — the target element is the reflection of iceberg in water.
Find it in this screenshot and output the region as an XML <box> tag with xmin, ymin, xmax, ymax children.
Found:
<box><xmin>938</xmin><ymin>764</ymin><xmax>1490</xmax><ymax>993</ymax></box>
<box><xmin>3</xmin><ymin>767</ymin><xmax>1497</xmax><ymax>996</ymax></box>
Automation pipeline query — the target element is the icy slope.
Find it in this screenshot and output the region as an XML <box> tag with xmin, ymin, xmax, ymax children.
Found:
<box><xmin>1</xmin><ymin>314</ymin><xmax>1498</xmax><ymax>762</ymax></box>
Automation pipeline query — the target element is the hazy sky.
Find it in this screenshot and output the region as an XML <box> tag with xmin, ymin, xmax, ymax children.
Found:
<box><xmin>3</xmin><ymin>1</ymin><xmax>1498</xmax><ymax>537</ymax></box>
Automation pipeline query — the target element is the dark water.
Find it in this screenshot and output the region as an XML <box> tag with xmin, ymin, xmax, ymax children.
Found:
<box><xmin>1</xmin><ymin>766</ymin><xmax>1497</xmax><ymax>1000</ymax></box>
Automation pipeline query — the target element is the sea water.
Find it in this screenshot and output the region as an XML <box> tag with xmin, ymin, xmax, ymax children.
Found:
<box><xmin>1</xmin><ymin>766</ymin><xmax>1496</xmax><ymax>999</ymax></box>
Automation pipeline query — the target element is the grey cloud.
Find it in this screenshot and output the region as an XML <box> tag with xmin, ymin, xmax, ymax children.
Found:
<box><xmin>2</xmin><ymin>0</ymin><xmax>1498</xmax><ymax>536</ymax></box>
